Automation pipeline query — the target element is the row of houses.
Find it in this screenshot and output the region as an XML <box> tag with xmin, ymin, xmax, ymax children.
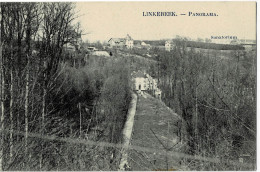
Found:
<box><xmin>108</xmin><ymin>34</ymin><xmax>134</xmax><ymax>49</ymax></box>
<box><xmin>107</xmin><ymin>34</ymin><xmax>180</xmax><ymax>52</ymax></box>
<box><xmin>64</xmin><ymin>31</ymin><xmax>255</xmax><ymax>53</ymax></box>
<box><xmin>107</xmin><ymin>34</ymin><xmax>174</xmax><ymax>52</ymax></box>
<box><xmin>131</xmin><ymin>71</ymin><xmax>162</xmax><ymax>99</ymax></box>
<box><xmin>108</xmin><ymin>35</ymin><xmax>256</xmax><ymax>52</ymax></box>
<box><xmin>108</xmin><ymin>34</ymin><xmax>164</xmax><ymax>51</ymax></box>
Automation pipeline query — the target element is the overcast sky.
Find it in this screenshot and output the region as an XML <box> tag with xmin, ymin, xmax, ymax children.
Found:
<box><xmin>75</xmin><ymin>2</ymin><xmax>256</xmax><ymax>43</ymax></box>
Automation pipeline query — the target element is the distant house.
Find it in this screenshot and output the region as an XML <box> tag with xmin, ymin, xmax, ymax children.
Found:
<box><xmin>144</xmin><ymin>73</ymin><xmax>157</xmax><ymax>91</ymax></box>
<box><xmin>132</xmin><ymin>71</ymin><xmax>148</xmax><ymax>92</ymax></box>
<box><xmin>87</xmin><ymin>47</ymin><xmax>98</xmax><ymax>51</ymax></box>
<box><xmin>145</xmin><ymin>74</ymin><xmax>153</xmax><ymax>90</ymax></box>
<box><xmin>63</xmin><ymin>30</ymin><xmax>82</xmax><ymax>52</ymax></box>
<box><xmin>67</xmin><ymin>29</ymin><xmax>82</xmax><ymax>50</ymax></box>
<box><xmin>64</xmin><ymin>43</ymin><xmax>77</xmax><ymax>52</ymax></box>
<box><xmin>132</xmin><ymin>71</ymin><xmax>161</xmax><ymax>100</ymax></box>
<box><xmin>108</xmin><ymin>38</ymin><xmax>125</xmax><ymax>48</ymax></box>
<box><xmin>108</xmin><ymin>34</ymin><xmax>134</xmax><ymax>49</ymax></box>
<box><xmin>141</xmin><ymin>41</ymin><xmax>151</xmax><ymax>49</ymax></box>
<box><xmin>134</xmin><ymin>42</ymin><xmax>142</xmax><ymax>49</ymax></box>
<box><xmin>125</xmin><ymin>34</ymin><xmax>134</xmax><ymax>49</ymax></box>
<box><xmin>165</xmin><ymin>40</ymin><xmax>174</xmax><ymax>51</ymax></box>
<box><xmin>141</xmin><ymin>42</ymin><xmax>146</xmax><ymax>46</ymax></box>
<box><xmin>142</xmin><ymin>41</ymin><xmax>151</xmax><ymax>46</ymax></box>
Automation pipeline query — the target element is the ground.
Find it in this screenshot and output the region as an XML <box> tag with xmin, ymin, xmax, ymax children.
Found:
<box><xmin>128</xmin><ymin>92</ymin><xmax>183</xmax><ymax>171</ymax></box>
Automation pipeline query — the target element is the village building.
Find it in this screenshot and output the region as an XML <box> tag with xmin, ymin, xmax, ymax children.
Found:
<box><xmin>108</xmin><ymin>38</ymin><xmax>125</xmax><ymax>48</ymax></box>
<box><xmin>87</xmin><ymin>47</ymin><xmax>98</xmax><ymax>52</ymax></box>
<box><xmin>63</xmin><ymin>30</ymin><xmax>82</xmax><ymax>52</ymax></box>
<box><xmin>165</xmin><ymin>40</ymin><xmax>174</xmax><ymax>51</ymax></box>
<box><xmin>141</xmin><ymin>42</ymin><xmax>147</xmax><ymax>46</ymax></box>
<box><xmin>108</xmin><ymin>34</ymin><xmax>134</xmax><ymax>49</ymax></box>
<box><xmin>132</xmin><ymin>71</ymin><xmax>148</xmax><ymax>92</ymax></box>
<box><xmin>141</xmin><ymin>41</ymin><xmax>151</xmax><ymax>50</ymax></box>
<box><xmin>132</xmin><ymin>71</ymin><xmax>161</xmax><ymax>99</ymax></box>
<box><xmin>64</xmin><ymin>42</ymin><xmax>77</xmax><ymax>52</ymax></box>
<box><xmin>125</xmin><ymin>34</ymin><xmax>134</xmax><ymax>49</ymax></box>
<box><xmin>145</xmin><ymin>74</ymin><xmax>153</xmax><ymax>90</ymax></box>
<box><xmin>144</xmin><ymin>73</ymin><xmax>157</xmax><ymax>91</ymax></box>
<box><xmin>134</xmin><ymin>42</ymin><xmax>142</xmax><ymax>49</ymax></box>
<box><xmin>152</xmin><ymin>79</ymin><xmax>157</xmax><ymax>91</ymax></box>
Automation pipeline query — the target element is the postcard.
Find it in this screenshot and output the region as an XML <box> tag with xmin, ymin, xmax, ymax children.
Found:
<box><xmin>0</xmin><ymin>1</ymin><xmax>256</xmax><ymax>171</ymax></box>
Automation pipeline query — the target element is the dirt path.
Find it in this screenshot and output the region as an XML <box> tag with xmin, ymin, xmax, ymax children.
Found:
<box><xmin>128</xmin><ymin>93</ymin><xmax>182</xmax><ymax>171</ymax></box>
<box><xmin>119</xmin><ymin>92</ymin><xmax>138</xmax><ymax>170</ymax></box>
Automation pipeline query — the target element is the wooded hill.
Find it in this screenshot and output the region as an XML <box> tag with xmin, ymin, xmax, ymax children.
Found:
<box><xmin>147</xmin><ymin>40</ymin><xmax>256</xmax><ymax>170</ymax></box>
<box><xmin>0</xmin><ymin>2</ymin><xmax>132</xmax><ymax>170</ymax></box>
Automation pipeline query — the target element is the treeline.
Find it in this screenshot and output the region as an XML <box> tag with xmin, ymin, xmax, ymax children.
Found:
<box><xmin>135</xmin><ymin>39</ymin><xmax>245</xmax><ymax>50</ymax></box>
<box><xmin>184</xmin><ymin>40</ymin><xmax>245</xmax><ymax>50</ymax></box>
<box><xmin>0</xmin><ymin>2</ymin><xmax>131</xmax><ymax>170</ymax></box>
<box><xmin>149</xmin><ymin>38</ymin><xmax>256</xmax><ymax>170</ymax></box>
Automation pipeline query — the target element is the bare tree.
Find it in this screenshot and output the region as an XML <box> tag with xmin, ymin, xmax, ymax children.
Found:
<box><xmin>0</xmin><ymin>40</ymin><xmax>4</xmax><ymax>172</ymax></box>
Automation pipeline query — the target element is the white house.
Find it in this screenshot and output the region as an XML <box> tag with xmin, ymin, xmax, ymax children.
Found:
<box><xmin>125</xmin><ymin>34</ymin><xmax>134</xmax><ymax>49</ymax></box>
<box><xmin>87</xmin><ymin>47</ymin><xmax>98</xmax><ymax>51</ymax></box>
<box><xmin>149</xmin><ymin>78</ymin><xmax>157</xmax><ymax>90</ymax></box>
<box><xmin>132</xmin><ymin>71</ymin><xmax>148</xmax><ymax>91</ymax></box>
<box><xmin>108</xmin><ymin>38</ymin><xmax>125</xmax><ymax>48</ymax></box>
<box><xmin>144</xmin><ymin>73</ymin><xmax>156</xmax><ymax>91</ymax></box>
<box><xmin>165</xmin><ymin>40</ymin><xmax>174</xmax><ymax>52</ymax></box>
<box><xmin>108</xmin><ymin>34</ymin><xmax>134</xmax><ymax>49</ymax></box>
<box><xmin>131</xmin><ymin>71</ymin><xmax>162</xmax><ymax>99</ymax></box>
<box><xmin>141</xmin><ymin>42</ymin><xmax>147</xmax><ymax>46</ymax></box>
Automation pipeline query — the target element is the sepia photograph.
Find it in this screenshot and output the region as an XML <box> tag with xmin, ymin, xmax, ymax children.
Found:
<box><xmin>0</xmin><ymin>1</ymin><xmax>257</xmax><ymax>171</ymax></box>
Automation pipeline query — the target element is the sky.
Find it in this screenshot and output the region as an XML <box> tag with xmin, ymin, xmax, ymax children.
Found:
<box><xmin>75</xmin><ymin>2</ymin><xmax>256</xmax><ymax>43</ymax></box>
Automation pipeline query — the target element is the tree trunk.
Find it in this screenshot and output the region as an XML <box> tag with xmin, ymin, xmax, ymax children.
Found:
<box><xmin>24</xmin><ymin>58</ymin><xmax>29</xmax><ymax>168</ymax></box>
<box><xmin>24</xmin><ymin>5</ymin><xmax>32</xmax><ymax>168</ymax></box>
<box><xmin>0</xmin><ymin>42</ymin><xmax>5</xmax><ymax>171</ymax></box>
<box><xmin>9</xmin><ymin>45</ymin><xmax>14</xmax><ymax>165</ymax></box>
<box><xmin>40</xmin><ymin>59</ymin><xmax>47</xmax><ymax>170</ymax></box>
<box><xmin>78</xmin><ymin>103</ymin><xmax>82</xmax><ymax>138</ymax></box>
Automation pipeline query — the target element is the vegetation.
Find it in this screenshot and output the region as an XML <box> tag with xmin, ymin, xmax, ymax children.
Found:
<box><xmin>184</xmin><ymin>40</ymin><xmax>245</xmax><ymax>50</ymax></box>
<box><xmin>0</xmin><ymin>2</ymin><xmax>255</xmax><ymax>171</ymax></box>
<box><xmin>0</xmin><ymin>2</ymin><xmax>131</xmax><ymax>170</ymax></box>
<box><xmin>148</xmin><ymin>37</ymin><xmax>256</xmax><ymax>170</ymax></box>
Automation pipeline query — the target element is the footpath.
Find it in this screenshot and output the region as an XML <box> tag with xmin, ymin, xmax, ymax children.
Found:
<box><xmin>127</xmin><ymin>93</ymin><xmax>183</xmax><ymax>171</ymax></box>
<box><xmin>118</xmin><ymin>92</ymin><xmax>138</xmax><ymax>170</ymax></box>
